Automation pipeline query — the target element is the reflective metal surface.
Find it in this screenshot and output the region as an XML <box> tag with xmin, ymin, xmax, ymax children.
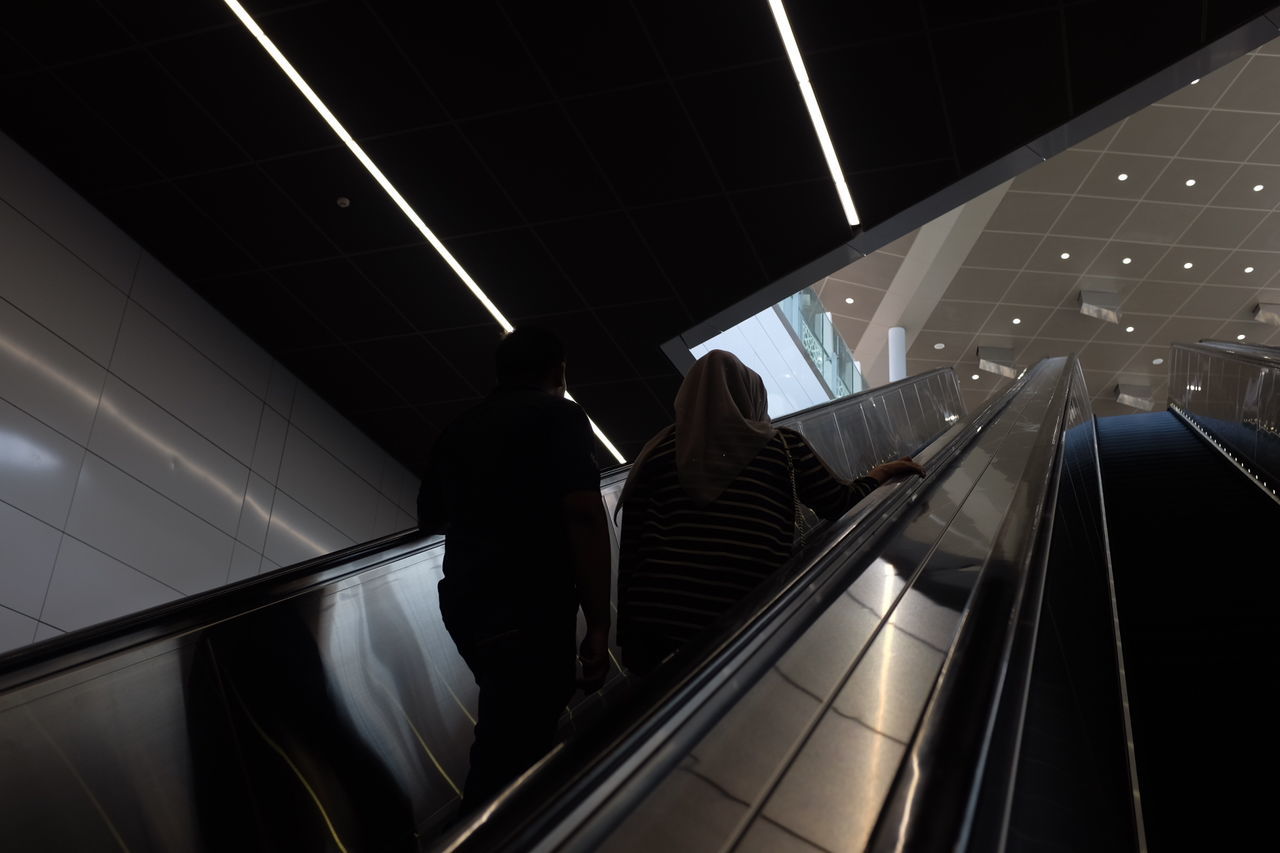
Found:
<box><xmin>542</xmin><ymin>359</ymin><xmax>1078</xmax><ymax>853</ymax></box>
<box><xmin>0</xmin><ymin>370</ymin><xmax>964</xmax><ymax>851</ymax></box>
<box><xmin>1168</xmin><ymin>341</ymin><xmax>1280</xmax><ymax>495</ymax></box>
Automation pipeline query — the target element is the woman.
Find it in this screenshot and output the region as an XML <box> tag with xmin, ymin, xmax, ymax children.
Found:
<box><xmin>616</xmin><ymin>350</ymin><xmax>923</xmax><ymax>674</ymax></box>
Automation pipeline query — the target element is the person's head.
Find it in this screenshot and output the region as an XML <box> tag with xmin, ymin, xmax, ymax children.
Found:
<box><xmin>495</xmin><ymin>326</ymin><xmax>566</xmax><ymax>394</ymax></box>
<box><xmin>676</xmin><ymin>349</ymin><xmax>768</xmax><ymax>424</ymax></box>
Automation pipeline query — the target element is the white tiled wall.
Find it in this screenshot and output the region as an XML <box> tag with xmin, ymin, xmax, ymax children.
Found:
<box><xmin>0</xmin><ymin>132</ymin><xmax>419</xmax><ymax>652</ymax></box>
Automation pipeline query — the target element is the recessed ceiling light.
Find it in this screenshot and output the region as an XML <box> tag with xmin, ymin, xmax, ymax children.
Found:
<box><xmin>1190</xmin><ymin>78</ymin><xmax>1200</xmax><ymax>85</ymax></box>
<box><xmin>971</xmin><ymin>374</ymin><xmax>980</xmax><ymax>381</ymax></box>
<box><xmin>844</xmin><ymin>296</ymin><xmax>854</xmax><ymax>304</ymax></box>
<box><xmin>1237</xmin><ymin>334</ymin><xmax>1247</xmax><ymax>341</ymax></box>
<box><xmin>1253</xmin><ymin>184</ymin><xmax>1265</xmax><ymax>192</ymax></box>
<box><xmin>1125</xmin><ymin>325</ymin><xmax>1135</xmax><ymax>333</ymax></box>
<box><xmin>1117</xmin><ymin>173</ymin><xmax>1129</xmax><ymax>181</ymax></box>
<box><xmin>1011</xmin><ymin>317</ymin><xmax>1022</xmax><ymax>325</ymax></box>
<box><xmin>1183</xmin><ymin>262</ymin><xmax>1194</xmax><ymax>269</ymax></box>
<box><xmin>767</xmin><ymin>0</ymin><xmax>859</xmax><ymax>226</ymax></box>
<box><xmin>1185</xmin><ymin>178</ymin><xmax>1196</xmax><ymax>187</ymax></box>
<box><xmin>933</xmin><ymin>342</ymin><xmax>945</xmax><ymax>350</ymax></box>
<box><xmin>1122</xmin><ymin>257</ymin><xmax>1132</xmax><ymax>264</ymax></box>
<box><xmin>221</xmin><ymin>0</ymin><xmax>632</xmax><ymax>461</ymax></box>
<box><xmin>1245</xmin><ymin>266</ymin><xmax>1255</xmax><ymax>273</ymax></box>
<box><xmin>1060</xmin><ymin>252</ymin><xmax>1071</xmax><ymax>260</ymax></box>
<box><xmin>1153</xmin><ymin>358</ymin><xmax>1164</xmax><ymax>365</ymax></box>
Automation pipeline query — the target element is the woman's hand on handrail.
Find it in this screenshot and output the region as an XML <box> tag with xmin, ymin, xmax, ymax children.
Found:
<box><xmin>868</xmin><ymin>457</ymin><xmax>926</xmax><ymax>484</ymax></box>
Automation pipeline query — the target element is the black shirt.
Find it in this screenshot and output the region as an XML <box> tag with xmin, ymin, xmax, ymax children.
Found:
<box><xmin>418</xmin><ymin>385</ymin><xmax>600</xmax><ymax>623</ymax></box>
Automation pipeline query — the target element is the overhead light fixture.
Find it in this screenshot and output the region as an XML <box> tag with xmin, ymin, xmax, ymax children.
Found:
<box><xmin>1125</xmin><ymin>325</ymin><xmax>1135</xmax><ymax>333</ymax></box>
<box><xmin>933</xmin><ymin>342</ymin><xmax>945</xmax><ymax>350</ymax></box>
<box><xmin>1122</xmin><ymin>257</ymin><xmax>1132</xmax><ymax>264</ymax></box>
<box><xmin>1237</xmin><ymin>333</ymin><xmax>1247</xmax><ymax>340</ymax></box>
<box><xmin>1190</xmin><ymin>78</ymin><xmax>1200</xmax><ymax>85</ymax></box>
<box><xmin>1254</xmin><ymin>303</ymin><xmax>1280</xmax><ymax>326</ymax></box>
<box><xmin>1117</xmin><ymin>173</ymin><xmax>1129</xmax><ymax>181</ymax></box>
<box><xmin>1185</xmin><ymin>178</ymin><xmax>1196</xmax><ymax>187</ymax></box>
<box><xmin>1060</xmin><ymin>252</ymin><xmax>1071</xmax><ymax>260</ymax></box>
<box><xmin>1153</xmin><ymin>357</ymin><xmax>1164</xmax><ymax>365</ymax></box>
<box><xmin>1183</xmin><ymin>262</ymin><xmax>1194</xmax><ymax>269</ymax></box>
<box><xmin>1245</xmin><ymin>266</ymin><xmax>1255</xmax><ymax>273</ymax></box>
<box><xmin>1011</xmin><ymin>317</ymin><xmax>1022</xmax><ymax>325</ymax></box>
<box><xmin>222</xmin><ymin>0</ymin><xmax>629</xmax><ymax>462</ymax></box>
<box><xmin>1253</xmin><ymin>184</ymin><xmax>1265</xmax><ymax>192</ymax></box>
<box><xmin>844</xmin><ymin>296</ymin><xmax>854</xmax><ymax>304</ymax></box>
<box><xmin>1116</xmin><ymin>383</ymin><xmax>1154</xmax><ymax>410</ymax></box>
<box><xmin>971</xmin><ymin>373</ymin><xmax>981</xmax><ymax>381</ymax></box>
<box><xmin>768</xmin><ymin>0</ymin><xmax>859</xmax><ymax>226</ymax></box>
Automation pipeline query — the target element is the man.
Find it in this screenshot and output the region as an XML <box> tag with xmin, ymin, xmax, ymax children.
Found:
<box><xmin>417</xmin><ymin>327</ymin><xmax>612</xmax><ymax>810</ymax></box>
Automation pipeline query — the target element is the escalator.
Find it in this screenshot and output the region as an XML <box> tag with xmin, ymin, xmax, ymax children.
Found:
<box><xmin>1</xmin><ymin>345</ymin><xmax>1273</xmax><ymax>852</ymax></box>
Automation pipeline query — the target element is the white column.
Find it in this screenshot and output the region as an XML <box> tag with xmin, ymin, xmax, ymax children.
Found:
<box><xmin>887</xmin><ymin>326</ymin><xmax>906</xmax><ymax>382</ymax></box>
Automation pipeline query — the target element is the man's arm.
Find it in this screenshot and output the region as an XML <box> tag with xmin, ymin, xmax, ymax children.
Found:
<box><xmin>564</xmin><ymin>490</ymin><xmax>612</xmax><ymax>692</ymax></box>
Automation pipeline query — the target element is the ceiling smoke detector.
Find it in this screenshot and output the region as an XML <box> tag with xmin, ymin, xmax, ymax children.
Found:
<box><xmin>336</xmin><ymin>196</ymin><xmax>351</xmax><ymax>208</ymax></box>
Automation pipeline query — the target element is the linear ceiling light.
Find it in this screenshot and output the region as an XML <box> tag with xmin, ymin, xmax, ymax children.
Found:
<box><xmin>768</xmin><ymin>0</ymin><xmax>860</xmax><ymax>227</ymax></box>
<box><xmin>223</xmin><ymin>1</ymin><xmax>626</xmax><ymax>463</ymax></box>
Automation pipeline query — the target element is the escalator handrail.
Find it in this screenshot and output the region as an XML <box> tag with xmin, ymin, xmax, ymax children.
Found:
<box><xmin>0</xmin><ymin>527</ymin><xmax>441</xmax><ymax>691</ymax></box>
<box><xmin>441</xmin><ymin>365</ymin><xmax>1038</xmax><ymax>852</ymax></box>
<box><xmin>1182</xmin><ymin>339</ymin><xmax>1280</xmax><ymax>368</ymax></box>
<box><xmin>866</xmin><ymin>356</ymin><xmax>1083</xmax><ymax>853</ymax></box>
<box><xmin>1</xmin><ymin>371</ymin><xmax>954</xmax><ymax>691</ymax></box>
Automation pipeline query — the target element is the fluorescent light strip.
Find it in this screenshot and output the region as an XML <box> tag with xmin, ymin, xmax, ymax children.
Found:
<box><xmin>768</xmin><ymin>0</ymin><xmax>859</xmax><ymax>227</ymax></box>
<box><xmin>223</xmin><ymin>0</ymin><xmax>626</xmax><ymax>464</ymax></box>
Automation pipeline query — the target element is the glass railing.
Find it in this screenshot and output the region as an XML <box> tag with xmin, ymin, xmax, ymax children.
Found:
<box><xmin>1168</xmin><ymin>341</ymin><xmax>1280</xmax><ymax>491</ymax></box>
<box><xmin>776</xmin><ymin>286</ymin><xmax>864</xmax><ymax>398</ymax></box>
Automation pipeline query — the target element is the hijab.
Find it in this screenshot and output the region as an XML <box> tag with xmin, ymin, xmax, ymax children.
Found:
<box><xmin>621</xmin><ymin>349</ymin><xmax>777</xmax><ymax>509</ymax></box>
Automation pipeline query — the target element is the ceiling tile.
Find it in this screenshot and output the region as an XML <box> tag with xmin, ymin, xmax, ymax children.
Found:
<box><xmin>347</xmin><ymin>335</ymin><xmax>478</xmax><ymax>403</ymax></box>
<box><xmin>1216</xmin><ymin>55</ymin><xmax>1280</xmax><ymax>112</ymax></box>
<box><xmin>821</xmin><ymin>280</ymin><xmax>887</xmax><ymax>323</ymax></box>
<box><xmin>907</xmin><ymin>330</ymin><xmax>973</xmax><ymax>362</ymax></box>
<box><xmin>987</xmin><ymin>192</ymin><xmax>1070</xmax><ymax>233</ymax></box>
<box><xmin>1210</xmin><ymin>163</ymin><xmax>1280</xmax><ymax>208</ymax></box>
<box><xmin>1039</xmin><ymin>307</ymin><xmax>1111</xmax><ymax>341</ymax></box>
<box><xmin>1049</xmin><ymin>196</ymin><xmax>1137</xmax><ymax>238</ymax></box>
<box><xmin>1237</xmin><ymin>213</ymin><xmax>1280</xmax><ymax>252</ymax></box>
<box><xmin>1011</xmin><ymin>149</ymin><xmax>1099</xmax><ymax>194</ymax></box>
<box><xmin>1076</xmin><ymin>152</ymin><xmax>1169</xmax><ymax>199</ymax></box>
<box><xmin>1148</xmin><ymin>246</ymin><xmax>1232</xmax><ymax>282</ymax></box>
<box><xmin>1158</xmin><ymin>54</ymin><xmax>1250</xmax><ymax>108</ymax></box>
<box><xmin>1074</xmin><ymin>122</ymin><xmax>1121</xmax><ymax>151</ymax></box>
<box><xmin>1142</xmin><ymin>159</ymin><xmax>1237</xmax><ymax>204</ymax></box>
<box><xmin>1158</xmin><ymin>315</ymin><xmax>1227</xmax><ymax>345</ymax></box>
<box><xmin>1219</xmin><ymin>256</ymin><xmax>1275</xmax><ymax>287</ymax></box>
<box><xmin>1109</xmin><ymin>106</ymin><xmax>1207</xmax><ymax>156</ymax></box>
<box><xmin>1081</xmin><ymin>368</ymin><xmax>1121</xmax><ymax>395</ymax></box>
<box><xmin>1125</xmin><ymin>344</ymin><xmax>1173</xmax><ymax>375</ymax></box>
<box><xmin>979</xmin><ymin>305</ymin><xmax>1055</xmax><ymax>338</ymax></box>
<box><xmin>1113</xmin><ymin>202</ymin><xmax>1199</xmax><ymax>243</ymax></box>
<box><xmin>1079</xmin><ymin>341</ymin><xmax>1143</xmax><ymax>372</ymax></box>
<box><xmin>273</xmin><ymin>260</ymin><xmax>415</xmax><ymax>341</ymax></box>
<box><xmin>1178</xmin><ymin>285</ymin><xmax>1260</xmax><ymax>319</ymax></box>
<box><xmin>834</xmin><ymin>316</ymin><xmax>871</xmax><ymax>350</ymax></box>
<box><xmin>1215</xmin><ymin>319</ymin><xmax>1263</xmax><ymax>344</ymax></box>
<box><xmin>1091</xmin><ymin>312</ymin><xmax>1162</xmax><ymax>344</ymax></box>
<box><xmin>1250</xmin><ymin>124</ymin><xmax>1280</xmax><ymax>164</ymax></box>
<box><xmin>535</xmin><ymin>213</ymin><xmax>683</xmax><ymax>311</ymax></box>
<box><xmin>964</xmin><ymin>232</ymin><xmax>1042</xmax><ymax>269</ymax></box>
<box><xmin>1084</xmin><ymin>241</ymin><xmax>1165</xmax><ymax>278</ymax></box>
<box><xmin>923</xmin><ymin>301</ymin><xmax>995</xmax><ymax>332</ymax></box>
<box><xmin>878</xmin><ymin>230</ymin><xmax>919</xmax><ymax>257</ymax></box>
<box><xmin>1179</xmin><ymin>109</ymin><xmax>1278</xmax><ymax>161</ymax></box>
<box><xmin>828</xmin><ymin>251</ymin><xmax>906</xmax><ymax>289</ymax></box>
<box><xmin>1180</xmin><ymin>206</ymin><xmax>1269</xmax><ymax>249</ymax></box>
<box><xmin>1024</xmin><ymin>236</ymin><xmax>1105</xmax><ymax>273</ymax></box>
<box><xmin>947</xmin><ymin>268</ymin><xmax>1017</xmax><ymax>302</ymax></box>
<box><xmin>1120</xmin><ymin>281</ymin><xmax>1199</xmax><ymax>315</ymax></box>
<box><xmin>1006</xmin><ymin>271</ymin><xmax>1080</xmax><ymax>307</ymax></box>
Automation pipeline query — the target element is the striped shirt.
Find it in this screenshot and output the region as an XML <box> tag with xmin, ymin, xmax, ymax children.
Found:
<box><xmin>617</xmin><ymin>427</ymin><xmax>879</xmax><ymax>655</ymax></box>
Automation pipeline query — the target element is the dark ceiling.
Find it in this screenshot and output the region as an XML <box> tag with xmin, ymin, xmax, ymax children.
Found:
<box><xmin>2</xmin><ymin>0</ymin><xmax>1277</xmax><ymax>469</ymax></box>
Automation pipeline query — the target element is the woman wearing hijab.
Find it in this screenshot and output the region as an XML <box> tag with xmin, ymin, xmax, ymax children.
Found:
<box><xmin>616</xmin><ymin>350</ymin><xmax>923</xmax><ymax>674</ymax></box>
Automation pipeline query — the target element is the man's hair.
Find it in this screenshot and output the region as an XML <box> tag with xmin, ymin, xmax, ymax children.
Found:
<box><xmin>495</xmin><ymin>326</ymin><xmax>565</xmax><ymax>385</ymax></box>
